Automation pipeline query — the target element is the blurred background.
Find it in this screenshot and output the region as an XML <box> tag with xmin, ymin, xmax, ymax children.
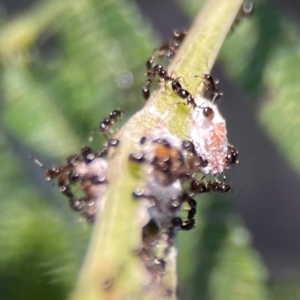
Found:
<box><xmin>0</xmin><ymin>0</ymin><xmax>300</xmax><ymax>299</ymax></box>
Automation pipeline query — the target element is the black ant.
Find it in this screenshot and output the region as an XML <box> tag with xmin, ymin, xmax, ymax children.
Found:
<box><xmin>89</xmin><ymin>109</ymin><xmax>123</xmax><ymax>142</ymax></box>
<box><xmin>29</xmin><ymin>154</ymin><xmax>79</xmax><ymax>183</ymax></box>
<box><xmin>59</xmin><ymin>184</ymin><xmax>88</xmax><ymax>212</ymax></box>
<box><xmin>142</xmin><ymin>64</ymin><xmax>197</xmax><ymax>108</ymax></box>
<box><xmin>182</xmin><ymin>140</ymin><xmax>208</xmax><ymax>174</ymax></box>
<box><xmin>142</xmin><ymin>30</ymin><xmax>187</xmax><ymax>100</ymax></box>
<box><xmin>171</xmin><ymin>78</ymin><xmax>196</xmax><ymax>108</ymax></box>
<box><xmin>92</xmin><ymin>138</ymin><xmax>120</xmax><ymax>159</ymax></box>
<box><xmin>170</xmin><ymin>193</ymin><xmax>197</xmax><ymax>231</ymax></box>
<box><xmin>80</xmin><ymin>146</ymin><xmax>96</xmax><ymax>164</ymax></box>
<box><xmin>30</xmin><ymin>155</ymin><xmax>90</xmax><ymax>212</ymax></box>
<box><xmin>200</xmin><ymin>74</ymin><xmax>223</xmax><ymax>102</ymax></box>
<box><xmin>171</xmin><ymin>217</ymin><xmax>195</xmax><ymax>231</ymax></box>
<box><xmin>181</xmin><ymin>140</ymin><xmax>197</xmax><ymax>155</ymax></box>
<box><xmin>133</xmin><ymin>188</ymin><xmax>196</xmax><ymax>232</ymax></box>
<box><xmin>207</xmin><ymin>180</ymin><xmax>232</xmax><ymax>193</ymax></box>
<box><xmin>142</xmin><ymin>64</ymin><xmax>173</xmax><ymax>100</ymax></box>
<box><xmin>30</xmin><ymin>144</ymin><xmax>109</xmax><ymax>217</ymax></box>
<box><xmin>68</xmin><ymin>196</ymin><xmax>88</xmax><ymax>212</ymax></box>
<box><xmin>173</xmin><ymin>74</ymin><xmax>222</xmax><ymax>108</ymax></box>
<box><xmin>146</xmin><ymin>30</ymin><xmax>186</xmax><ymax>72</ymax></box>
<box><xmin>158</xmin><ymin>29</ymin><xmax>187</xmax><ymax>59</ymax></box>
<box><xmin>99</xmin><ymin>109</ymin><xmax>123</xmax><ymax>133</ymax></box>
<box><xmin>142</xmin><ymin>34</ymin><xmax>198</xmax><ymax>108</ymax></box>
<box><xmin>180</xmin><ymin>192</ymin><xmax>197</xmax><ymax>220</ymax></box>
<box><xmin>194</xmin><ymin>52</ymin><xmax>223</xmax><ymax>102</ymax></box>
<box><xmin>225</xmin><ymin>144</ymin><xmax>239</xmax><ymax>166</ymax></box>
<box><xmin>190</xmin><ymin>178</ymin><xmax>232</xmax><ymax>194</ymax></box>
<box><xmin>151</xmin><ymin>139</ymin><xmax>186</xmax><ymax>185</ymax></box>
<box><xmin>190</xmin><ymin>179</ymin><xmax>208</xmax><ymax>194</ymax></box>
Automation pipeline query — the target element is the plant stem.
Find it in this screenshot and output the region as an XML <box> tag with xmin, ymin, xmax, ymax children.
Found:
<box><xmin>69</xmin><ymin>0</ymin><xmax>243</xmax><ymax>299</ymax></box>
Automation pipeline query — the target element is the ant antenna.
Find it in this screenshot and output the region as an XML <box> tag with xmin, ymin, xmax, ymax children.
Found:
<box><xmin>29</xmin><ymin>155</ymin><xmax>45</xmax><ymax>169</ymax></box>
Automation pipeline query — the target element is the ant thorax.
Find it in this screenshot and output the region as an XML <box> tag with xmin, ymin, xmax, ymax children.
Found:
<box><xmin>191</xmin><ymin>95</ymin><xmax>228</xmax><ymax>175</ymax></box>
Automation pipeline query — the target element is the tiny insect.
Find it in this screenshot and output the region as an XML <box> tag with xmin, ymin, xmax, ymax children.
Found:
<box><xmin>29</xmin><ymin>155</ymin><xmax>78</xmax><ymax>183</ymax></box>
<box><xmin>158</xmin><ymin>29</ymin><xmax>187</xmax><ymax>59</ymax></box>
<box><xmin>200</xmin><ymin>74</ymin><xmax>223</xmax><ymax>102</ymax></box>
<box><xmin>170</xmin><ymin>78</ymin><xmax>196</xmax><ymax>108</ymax></box>
<box><xmin>142</xmin><ymin>64</ymin><xmax>173</xmax><ymax>100</ymax></box>
<box><xmin>225</xmin><ymin>144</ymin><xmax>239</xmax><ymax>166</ymax></box>
<box><xmin>99</xmin><ymin>109</ymin><xmax>123</xmax><ymax>134</ymax></box>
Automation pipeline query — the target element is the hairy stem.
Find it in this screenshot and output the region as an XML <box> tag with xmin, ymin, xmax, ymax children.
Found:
<box><xmin>70</xmin><ymin>0</ymin><xmax>243</xmax><ymax>299</ymax></box>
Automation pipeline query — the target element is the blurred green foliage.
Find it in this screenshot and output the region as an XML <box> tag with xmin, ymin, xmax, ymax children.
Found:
<box><xmin>0</xmin><ymin>0</ymin><xmax>300</xmax><ymax>299</ymax></box>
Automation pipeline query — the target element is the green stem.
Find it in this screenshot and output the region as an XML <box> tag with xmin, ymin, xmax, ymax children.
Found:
<box><xmin>70</xmin><ymin>0</ymin><xmax>243</xmax><ymax>299</ymax></box>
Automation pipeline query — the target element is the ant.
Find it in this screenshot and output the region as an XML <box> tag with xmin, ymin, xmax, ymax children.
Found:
<box><xmin>145</xmin><ymin>30</ymin><xmax>186</xmax><ymax>72</ymax></box>
<box><xmin>171</xmin><ymin>217</ymin><xmax>195</xmax><ymax>231</ymax></box>
<box><xmin>181</xmin><ymin>140</ymin><xmax>209</xmax><ymax>175</ymax></box>
<box><xmin>190</xmin><ymin>178</ymin><xmax>231</xmax><ymax>194</ymax></box>
<box><xmin>158</xmin><ymin>29</ymin><xmax>187</xmax><ymax>59</ymax></box>
<box><xmin>170</xmin><ymin>193</ymin><xmax>196</xmax><ymax>231</ymax></box>
<box><xmin>29</xmin><ymin>154</ymin><xmax>79</xmax><ymax>183</ymax></box>
<box><xmin>142</xmin><ymin>30</ymin><xmax>187</xmax><ymax>100</ymax></box>
<box><xmin>207</xmin><ymin>180</ymin><xmax>232</xmax><ymax>193</ymax></box>
<box><xmin>30</xmin><ymin>144</ymin><xmax>109</xmax><ymax>215</ymax></box>
<box><xmin>181</xmin><ymin>192</ymin><xmax>197</xmax><ymax>221</ymax></box>
<box><xmin>150</xmin><ymin>138</ymin><xmax>186</xmax><ymax>185</ymax></box>
<box><xmin>30</xmin><ymin>154</ymin><xmax>90</xmax><ymax>212</ymax></box>
<box><xmin>89</xmin><ymin>109</ymin><xmax>123</xmax><ymax>142</ymax></box>
<box><xmin>200</xmin><ymin>74</ymin><xmax>223</xmax><ymax>102</ymax></box>
<box><xmin>225</xmin><ymin>144</ymin><xmax>239</xmax><ymax>166</ymax></box>
<box><xmin>132</xmin><ymin>188</ymin><xmax>196</xmax><ymax>232</ymax></box>
<box><xmin>99</xmin><ymin>109</ymin><xmax>123</xmax><ymax>134</ymax></box>
<box><xmin>91</xmin><ymin>138</ymin><xmax>120</xmax><ymax>160</ymax></box>
<box><xmin>142</xmin><ymin>64</ymin><xmax>197</xmax><ymax>108</ymax></box>
<box><xmin>60</xmin><ymin>184</ymin><xmax>88</xmax><ymax>212</ymax></box>
<box><xmin>142</xmin><ymin>63</ymin><xmax>174</xmax><ymax>100</ymax></box>
<box><xmin>190</xmin><ymin>179</ymin><xmax>208</xmax><ymax>194</ymax></box>
<box><xmin>170</xmin><ymin>78</ymin><xmax>196</xmax><ymax>108</ymax></box>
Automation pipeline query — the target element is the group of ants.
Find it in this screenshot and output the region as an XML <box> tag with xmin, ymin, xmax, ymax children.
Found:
<box><xmin>129</xmin><ymin>136</ymin><xmax>238</xmax><ymax>232</ymax></box>
<box><xmin>31</xmin><ymin>30</ymin><xmax>239</xmax><ymax>229</ymax></box>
